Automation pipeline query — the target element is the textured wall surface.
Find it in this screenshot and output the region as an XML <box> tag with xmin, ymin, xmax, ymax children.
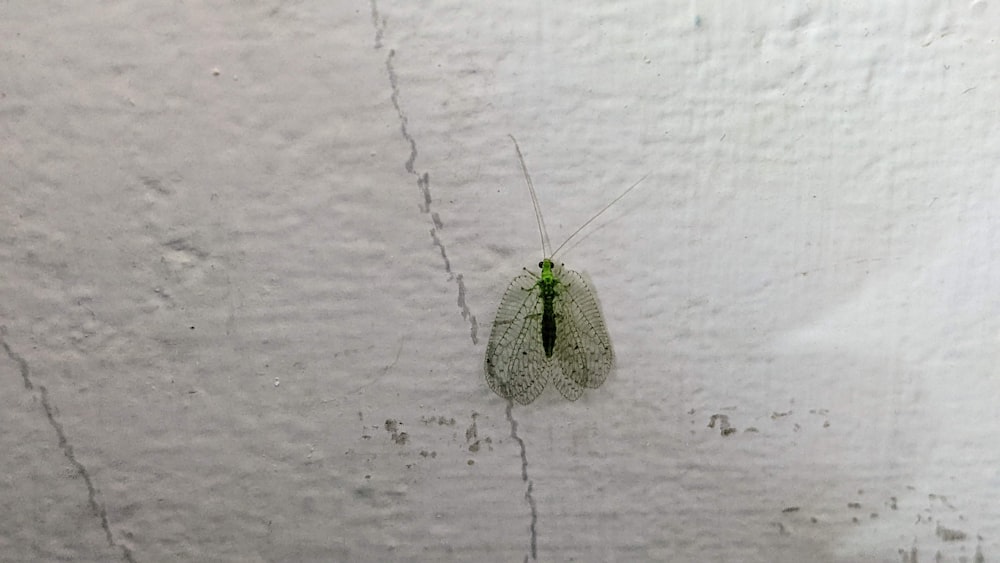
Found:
<box><xmin>1</xmin><ymin>2</ymin><xmax>998</xmax><ymax>562</ymax></box>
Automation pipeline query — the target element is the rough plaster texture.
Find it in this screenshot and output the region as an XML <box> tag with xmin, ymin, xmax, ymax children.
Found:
<box><xmin>1</xmin><ymin>2</ymin><xmax>998</xmax><ymax>562</ymax></box>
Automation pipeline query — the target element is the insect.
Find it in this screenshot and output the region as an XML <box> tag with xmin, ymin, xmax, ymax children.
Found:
<box><xmin>484</xmin><ymin>135</ymin><xmax>646</xmax><ymax>405</ymax></box>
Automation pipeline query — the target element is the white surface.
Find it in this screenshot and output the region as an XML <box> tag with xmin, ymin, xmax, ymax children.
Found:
<box><xmin>1</xmin><ymin>2</ymin><xmax>998</xmax><ymax>562</ymax></box>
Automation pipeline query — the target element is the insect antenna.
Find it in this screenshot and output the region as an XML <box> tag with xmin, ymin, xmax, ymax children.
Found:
<box><xmin>550</xmin><ymin>173</ymin><xmax>648</xmax><ymax>259</ymax></box>
<box><xmin>509</xmin><ymin>135</ymin><xmax>553</xmax><ymax>258</ymax></box>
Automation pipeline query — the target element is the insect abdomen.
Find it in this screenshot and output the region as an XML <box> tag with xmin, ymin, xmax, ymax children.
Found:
<box><xmin>541</xmin><ymin>291</ymin><xmax>556</xmax><ymax>357</ymax></box>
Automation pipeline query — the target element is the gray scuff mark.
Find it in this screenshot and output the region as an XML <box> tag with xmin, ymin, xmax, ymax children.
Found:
<box><xmin>707</xmin><ymin>413</ymin><xmax>736</xmax><ymax>436</ymax></box>
<box><xmin>163</xmin><ymin>238</ymin><xmax>209</xmax><ymax>259</ymax></box>
<box><xmin>223</xmin><ymin>266</ymin><xmax>239</xmax><ymax>339</ymax></box>
<box><xmin>465</xmin><ymin>412</ymin><xmax>480</xmax><ymax>452</ymax></box>
<box><xmin>935</xmin><ymin>522</ymin><xmax>967</xmax><ymax>541</ymax></box>
<box><xmin>139</xmin><ymin>176</ymin><xmax>171</xmax><ymax>196</ymax></box>
<box><xmin>506</xmin><ymin>400</ymin><xmax>538</xmax><ymax>561</ymax></box>
<box><xmin>382</xmin><ymin>338</ymin><xmax>405</xmax><ymax>375</ymax></box>
<box><xmin>345</xmin><ymin>338</ymin><xmax>404</xmax><ymax>397</ymax></box>
<box><xmin>1</xmin><ymin>329</ymin><xmax>137</xmax><ymax>563</ymax></box>
<box><xmin>372</xmin><ymin>5</ymin><xmax>479</xmax><ymax>344</ymax></box>
<box><xmin>465</xmin><ymin>412</ymin><xmax>478</xmax><ymax>442</ymax></box>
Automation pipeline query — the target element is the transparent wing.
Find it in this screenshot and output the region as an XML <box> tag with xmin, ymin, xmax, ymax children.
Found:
<box><xmin>551</xmin><ymin>264</ymin><xmax>614</xmax><ymax>399</ymax></box>
<box><xmin>484</xmin><ymin>271</ymin><xmax>550</xmax><ymax>405</ymax></box>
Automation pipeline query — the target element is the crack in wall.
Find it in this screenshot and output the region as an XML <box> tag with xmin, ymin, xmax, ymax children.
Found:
<box><xmin>1</xmin><ymin>329</ymin><xmax>32</xmax><ymax>390</ymax></box>
<box><xmin>369</xmin><ymin>0</ymin><xmax>385</xmax><ymax>50</ymax></box>
<box><xmin>1</xmin><ymin>328</ymin><xmax>137</xmax><ymax>563</ymax></box>
<box><xmin>368</xmin><ymin>3</ymin><xmax>534</xmax><ymax>556</ymax></box>
<box><xmin>507</xmin><ymin>400</ymin><xmax>538</xmax><ymax>561</ymax></box>
<box><xmin>371</xmin><ymin>0</ymin><xmax>479</xmax><ymax>345</ymax></box>
<box><xmin>429</xmin><ymin>228</ymin><xmax>452</xmax><ymax>273</ymax></box>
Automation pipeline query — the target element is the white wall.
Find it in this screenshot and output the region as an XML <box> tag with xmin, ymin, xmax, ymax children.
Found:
<box><xmin>1</xmin><ymin>2</ymin><xmax>997</xmax><ymax>561</ymax></box>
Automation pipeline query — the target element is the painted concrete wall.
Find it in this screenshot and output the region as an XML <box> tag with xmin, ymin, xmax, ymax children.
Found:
<box><xmin>1</xmin><ymin>2</ymin><xmax>997</xmax><ymax>562</ymax></box>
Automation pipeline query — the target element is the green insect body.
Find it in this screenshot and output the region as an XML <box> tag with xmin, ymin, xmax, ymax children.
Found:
<box><xmin>484</xmin><ymin>136</ymin><xmax>644</xmax><ymax>405</ymax></box>
<box><xmin>538</xmin><ymin>259</ymin><xmax>558</xmax><ymax>357</ymax></box>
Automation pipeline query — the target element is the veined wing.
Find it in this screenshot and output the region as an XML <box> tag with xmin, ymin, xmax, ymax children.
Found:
<box><xmin>551</xmin><ymin>264</ymin><xmax>614</xmax><ymax>399</ymax></box>
<box><xmin>484</xmin><ymin>270</ymin><xmax>550</xmax><ymax>405</ymax></box>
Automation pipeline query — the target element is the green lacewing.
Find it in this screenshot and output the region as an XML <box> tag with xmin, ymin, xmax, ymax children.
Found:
<box><xmin>484</xmin><ymin>136</ymin><xmax>645</xmax><ymax>404</ymax></box>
